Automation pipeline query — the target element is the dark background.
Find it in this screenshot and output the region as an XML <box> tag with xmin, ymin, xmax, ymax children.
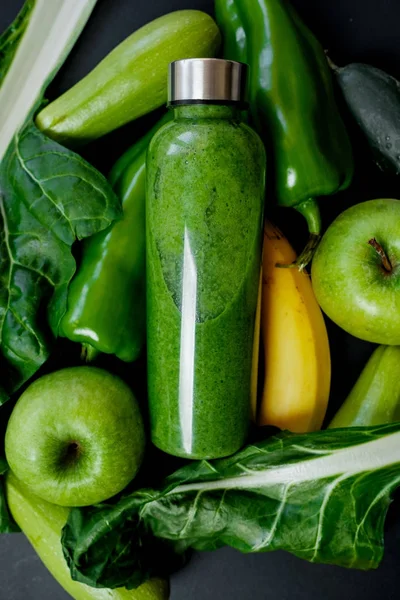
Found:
<box><xmin>1</xmin><ymin>0</ymin><xmax>400</xmax><ymax>598</ymax></box>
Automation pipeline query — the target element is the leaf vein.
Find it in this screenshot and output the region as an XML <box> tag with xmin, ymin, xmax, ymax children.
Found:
<box><xmin>252</xmin><ymin>483</ymin><xmax>291</xmax><ymax>551</ymax></box>
<box><xmin>310</xmin><ymin>474</ymin><xmax>349</xmax><ymax>562</ymax></box>
<box><xmin>14</xmin><ymin>131</ymin><xmax>75</xmax><ymax>239</ymax></box>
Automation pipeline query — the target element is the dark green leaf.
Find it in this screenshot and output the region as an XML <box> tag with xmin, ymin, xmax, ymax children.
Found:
<box><xmin>63</xmin><ymin>493</ymin><xmax>184</xmax><ymax>590</ymax></box>
<box><xmin>0</xmin><ymin>477</ymin><xmax>19</xmax><ymax>533</ymax></box>
<box><xmin>0</xmin><ymin>457</ymin><xmax>8</xmax><ymax>475</ymax></box>
<box><xmin>0</xmin><ymin>453</ymin><xmax>19</xmax><ymax>532</ymax></box>
<box><xmin>0</xmin><ymin>0</ymin><xmax>35</xmax><ymax>86</ymax></box>
<box><xmin>62</xmin><ymin>424</ymin><xmax>400</xmax><ymax>589</ymax></box>
<box><xmin>0</xmin><ymin>119</ymin><xmax>121</xmax><ymax>401</ymax></box>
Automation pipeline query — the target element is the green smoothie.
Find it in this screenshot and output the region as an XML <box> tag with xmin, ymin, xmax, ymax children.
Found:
<box><xmin>146</xmin><ymin>62</ymin><xmax>265</xmax><ymax>459</ymax></box>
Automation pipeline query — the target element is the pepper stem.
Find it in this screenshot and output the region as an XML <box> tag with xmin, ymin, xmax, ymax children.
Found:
<box><xmin>276</xmin><ymin>198</ymin><xmax>321</xmax><ymax>271</ymax></box>
<box><xmin>368</xmin><ymin>238</ymin><xmax>392</xmax><ymax>272</ymax></box>
<box><xmin>325</xmin><ymin>53</ymin><xmax>340</xmax><ymax>72</ymax></box>
<box><xmin>81</xmin><ymin>343</ymin><xmax>100</xmax><ymax>363</ymax></box>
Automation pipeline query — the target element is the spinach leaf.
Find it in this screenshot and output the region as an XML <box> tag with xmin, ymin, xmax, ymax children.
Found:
<box><xmin>0</xmin><ymin>119</ymin><xmax>121</xmax><ymax>401</ymax></box>
<box><xmin>0</xmin><ymin>0</ymin><xmax>35</xmax><ymax>85</ymax></box>
<box><xmin>62</xmin><ymin>423</ymin><xmax>400</xmax><ymax>589</ymax></box>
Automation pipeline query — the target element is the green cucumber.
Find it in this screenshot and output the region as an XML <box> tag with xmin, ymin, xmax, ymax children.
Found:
<box><xmin>35</xmin><ymin>10</ymin><xmax>220</xmax><ymax>146</ymax></box>
<box><xmin>5</xmin><ymin>472</ymin><xmax>169</xmax><ymax>600</ymax></box>
<box><xmin>331</xmin><ymin>61</ymin><xmax>400</xmax><ymax>174</ymax></box>
<box><xmin>329</xmin><ymin>345</ymin><xmax>400</xmax><ymax>428</ymax></box>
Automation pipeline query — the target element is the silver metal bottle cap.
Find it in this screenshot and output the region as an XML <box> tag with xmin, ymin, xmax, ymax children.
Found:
<box><xmin>168</xmin><ymin>58</ymin><xmax>248</xmax><ymax>106</ymax></box>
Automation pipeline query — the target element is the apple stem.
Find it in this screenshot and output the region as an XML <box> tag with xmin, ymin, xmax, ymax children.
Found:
<box><xmin>368</xmin><ymin>238</ymin><xmax>392</xmax><ymax>272</ymax></box>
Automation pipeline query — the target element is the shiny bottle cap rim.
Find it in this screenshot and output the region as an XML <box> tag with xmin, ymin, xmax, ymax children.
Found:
<box><xmin>168</xmin><ymin>58</ymin><xmax>248</xmax><ymax>106</ymax></box>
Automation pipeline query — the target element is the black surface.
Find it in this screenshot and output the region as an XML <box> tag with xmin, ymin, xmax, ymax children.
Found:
<box><xmin>1</xmin><ymin>0</ymin><xmax>400</xmax><ymax>599</ymax></box>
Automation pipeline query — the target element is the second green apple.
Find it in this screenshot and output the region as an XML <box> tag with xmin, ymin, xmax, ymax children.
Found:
<box><xmin>312</xmin><ymin>198</ymin><xmax>400</xmax><ymax>344</ymax></box>
<box><xmin>5</xmin><ymin>367</ymin><xmax>145</xmax><ymax>507</ymax></box>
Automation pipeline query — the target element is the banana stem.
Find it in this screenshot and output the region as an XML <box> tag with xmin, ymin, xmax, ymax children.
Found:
<box><xmin>277</xmin><ymin>198</ymin><xmax>321</xmax><ymax>271</ymax></box>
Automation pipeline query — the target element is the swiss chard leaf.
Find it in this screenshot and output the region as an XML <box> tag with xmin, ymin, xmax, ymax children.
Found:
<box><xmin>0</xmin><ymin>0</ymin><xmax>35</xmax><ymax>85</ymax></box>
<box><xmin>0</xmin><ymin>0</ymin><xmax>98</xmax><ymax>162</ymax></box>
<box><xmin>0</xmin><ymin>119</ymin><xmax>121</xmax><ymax>401</ymax></box>
<box><xmin>62</xmin><ymin>423</ymin><xmax>400</xmax><ymax>589</ymax></box>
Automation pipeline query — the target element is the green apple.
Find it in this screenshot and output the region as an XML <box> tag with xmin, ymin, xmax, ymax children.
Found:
<box><xmin>5</xmin><ymin>367</ymin><xmax>145</xmax><ymax>507</ymax></box>
<box><xmin>312</xmin><ymin>198</ymin><xmax>400</xmax><ymax>344</ymax></box>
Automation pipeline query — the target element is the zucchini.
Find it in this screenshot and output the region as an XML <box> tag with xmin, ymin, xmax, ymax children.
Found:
<box><xmin>35</xmin><ymin>10</ymin><xmax>221</xmax><ymax>146</ymax></box>
<box><xmin>331</xmin><ymin>61</ymin><xmax>400</xmax><ymax>174</ymax></box>
<box><xmin>329</xmin><ymin>346</ymin><xmax>400</xmax><ymax>429</ymax></box>
<box><xmin>5</xmin><ymin>472</ymin><xmax>169</xmax><ymax>600</ymax></box>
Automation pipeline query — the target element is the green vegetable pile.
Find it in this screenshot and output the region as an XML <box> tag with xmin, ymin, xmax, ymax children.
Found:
<box><xmin>1</xmin><ymin>0</ymin><xmax>400</xmax><ymax>599</ymax></box>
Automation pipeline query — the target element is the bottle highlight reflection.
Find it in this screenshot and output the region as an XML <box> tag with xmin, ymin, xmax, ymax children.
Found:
<box><xmin>178</xmin><ymin>228</ymin><xmax>197</xmax><ymax>455</ymax></box>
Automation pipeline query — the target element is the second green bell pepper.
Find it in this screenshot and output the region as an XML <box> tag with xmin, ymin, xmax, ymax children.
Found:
<box><xmin>59</xmin><ymin>114</ymin><xmax>171</xmax><ymax>362</ymax></box>
<box><xmin>215</xmin><ymin>0</ymin><xmax>354</xmax><ymax>268</ymax></box>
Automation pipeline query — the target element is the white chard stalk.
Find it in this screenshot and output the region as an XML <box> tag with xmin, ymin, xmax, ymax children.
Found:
<box><xmin>0</xmin><ymin>0</ymin><xmax>98</xmax><ymax>161</ymax></box>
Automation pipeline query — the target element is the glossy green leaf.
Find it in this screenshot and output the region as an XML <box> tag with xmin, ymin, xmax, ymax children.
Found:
<box><xmin>62</xmin><ymin>423</ymin><xmax>400</xmax><ymax>589</ymax></box>
<box><xmin>0</xmin><ymin>119</ymin><xmax>121</xmax><ymax>402</ymax></box>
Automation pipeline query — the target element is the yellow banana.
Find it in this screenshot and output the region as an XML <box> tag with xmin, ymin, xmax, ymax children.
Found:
<box><xmin>257</xmin><ymin>221</ymin><xmax>331</xmax><ymax>432</ymax></box>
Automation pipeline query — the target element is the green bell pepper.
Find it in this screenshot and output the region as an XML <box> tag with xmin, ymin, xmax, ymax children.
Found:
<box><xmin>215</xmin><ymin>0</ymin><xmax>354</xmax><ymax>268</ymax></box>
<box><xmin>59</xmin><ymin>114</ymin><xmax>171</xmax><ymax>362</ymax></box>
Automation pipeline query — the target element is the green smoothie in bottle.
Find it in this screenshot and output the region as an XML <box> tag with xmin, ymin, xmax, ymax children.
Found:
<box><xmin>146</xmin><ymin>58</ymin><xmax>265</xmax><ymax>459</ymax></box>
